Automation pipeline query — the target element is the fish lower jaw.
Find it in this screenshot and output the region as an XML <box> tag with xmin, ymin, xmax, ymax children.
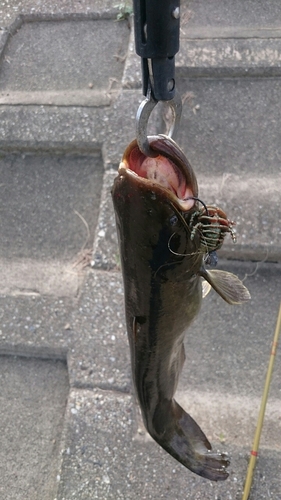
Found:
<box><xmin>177</xmin><ymin>193</ymin><xmax>196</xmax><ymax>211</ymax></box>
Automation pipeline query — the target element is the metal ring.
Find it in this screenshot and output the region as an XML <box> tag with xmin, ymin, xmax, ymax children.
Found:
<box><xmin>136</xmin><ymin>90</ymin><xmax>182</xmax><ymax>157</ymax></box>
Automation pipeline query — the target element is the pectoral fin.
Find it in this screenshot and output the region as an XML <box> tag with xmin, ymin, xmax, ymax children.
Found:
<box><xmin>200</xmin><ymin>268</ymin><xmax>251</xmax><ymax>304</ymax></box>
<box><xmin>201</xmin><ymin>279</ymin><xmax>212</xmax><ymax>299</ymax></box>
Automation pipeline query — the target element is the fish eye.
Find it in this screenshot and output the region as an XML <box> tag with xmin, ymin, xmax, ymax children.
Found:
<box><xmin>170</xmin><ymin>215</ymin><xmax>178</xmax><ymax>226</ymax></box>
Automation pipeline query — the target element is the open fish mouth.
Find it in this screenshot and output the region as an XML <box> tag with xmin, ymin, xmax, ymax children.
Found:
<box><xmin>118</xmin><ymin>135</ymin><xmax>198</xmax><ymax>211</ymax></box>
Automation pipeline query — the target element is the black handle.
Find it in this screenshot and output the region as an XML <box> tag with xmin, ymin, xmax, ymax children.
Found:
<box><xmin>133</xmin><ymin>0</ymin><xmax>180</xmax><ymax>101</ymax></box>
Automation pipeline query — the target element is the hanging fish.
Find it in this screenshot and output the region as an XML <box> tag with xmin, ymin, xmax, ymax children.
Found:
<box><xmin>111</xmin><ymin>135</ymin><xmax>250</xmax><ymax>481</ymax></box>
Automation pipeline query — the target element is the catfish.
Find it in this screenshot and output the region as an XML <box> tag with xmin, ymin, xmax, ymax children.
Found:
<box><xmin>112</xmin><ymin>135</ymin><xmax>250</xmax><ymax>481</ymax></box>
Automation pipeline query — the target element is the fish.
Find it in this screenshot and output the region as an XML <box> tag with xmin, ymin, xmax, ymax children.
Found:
<box><xmin>111</xmin><ymin>135</ymin><xmax>250</xmax><ymax>481</ymax></box>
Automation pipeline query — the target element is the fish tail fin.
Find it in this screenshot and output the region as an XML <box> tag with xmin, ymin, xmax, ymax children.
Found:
<box><xmin>200</xmin><ymin>268</ymin><xmax>251</xmax><ymax>304</ymax></box>
<box><xmin>148</xmin><ymin>399</ymin><xmax>229</xmax><ymax>481</ymax></box>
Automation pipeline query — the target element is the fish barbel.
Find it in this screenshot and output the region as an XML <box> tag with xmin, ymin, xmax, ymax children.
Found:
<box><xmin>111</xmin><ymin>135</ymin><xmax>250</xmax><ymax>481</ymax></box>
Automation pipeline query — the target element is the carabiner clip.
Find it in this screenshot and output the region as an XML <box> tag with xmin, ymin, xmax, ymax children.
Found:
<box><xmin>136</xmin><ymin>90</ymin><xmax>182</xmax><ymax>157</ymax></box>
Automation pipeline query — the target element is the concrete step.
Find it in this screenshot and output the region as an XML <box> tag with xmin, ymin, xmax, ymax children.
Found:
<box><xmin>0</xmin><ymin>152</ymin><xmax>104</xmax><ymax>296</ymax></box>
<box><xmin>0</xmin><ymin>2</ymin><xmax>280</xmax><ymax>499</ymax></box>
<box><xmin>1</xmin><ymin>263</ymin><xmax>280</xmax><ymax>498</ymax></box>
<box><xmin>0</xmin><ymin>8</ymin><xmax>280</xmax><ymax>262</ymax></box>
<box><xmin>56</xmin><ymin>387</ymin><xmax>281</xmax><ymax>500</ymax></box>
<box><xmin>0</xmin><ymin>18</ymin><xmax>129</xmax><ymax>94</ymax></box>
<box><xmin>0</xmin><ymin>355</ymin><xmax>69</xmax><ymax>500</ymax></box>
<box><xmin>183</xmin><ymin>0</ymin><xmax>281</xmax><ymax>30</ymax></box>
<box><xmin>175</xmin><ymin>390</ymin><xmax>281</xmax><ymax>451</ymax></box>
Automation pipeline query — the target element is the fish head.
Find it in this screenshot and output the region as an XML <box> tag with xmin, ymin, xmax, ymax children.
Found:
<box><xmin>112</xmin><ymin>135</ymin><xmax>203</xmax><ymax>281</ymax></box>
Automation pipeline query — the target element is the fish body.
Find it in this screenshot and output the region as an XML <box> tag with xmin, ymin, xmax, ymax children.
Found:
<box><xmin>111</xmin><ymin>135</ymin><xmax>250</xmax><ymax>481</ymax></box>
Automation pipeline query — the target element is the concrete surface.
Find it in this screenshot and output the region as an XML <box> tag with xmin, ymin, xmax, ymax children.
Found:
<box><xmin>0</xmin><ymin>20</ymin><xmax>128</xmax><ymax>92</ymax></box>
<box><xmin>1</xmin><ymin>264</ymin><xmax>280</xmax><ymax>499</ymax></box>
<box><xmin>0</xmin><ymin>1</ymin><xmax>280</xmax><ymax>499</ymax></box>
<box><xmin>0</xmin><ymin>152</ymin><xmax>103</xmax><ymax>296</ymax></box>
<box><xmin>0</xmin><ymin>356</ymin><xmax>69</xmax><ymax>500</ymax></box>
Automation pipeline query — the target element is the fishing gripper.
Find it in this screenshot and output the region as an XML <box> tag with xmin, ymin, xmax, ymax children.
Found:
<box><xmin>133</xmin><ymin>0</ymin><xmax>182</xmax><ymax>157</ymax></box>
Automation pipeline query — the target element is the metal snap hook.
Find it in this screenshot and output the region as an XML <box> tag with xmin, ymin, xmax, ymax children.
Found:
<box><xmin>136</xmin><ymin>90</ymin><xmax>182</xmax><ymax>157</ymax></box>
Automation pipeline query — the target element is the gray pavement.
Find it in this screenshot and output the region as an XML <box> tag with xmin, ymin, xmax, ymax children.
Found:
<box><xmin>0</xmin><ymin>1</ymin><xmax>281</xmax><ymax>499</ymax></box>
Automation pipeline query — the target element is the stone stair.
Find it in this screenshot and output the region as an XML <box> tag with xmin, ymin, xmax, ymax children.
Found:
<box><xmin>0</xmin><ymin>1</ymin><xmax>280</xmax><ymax>499</ymax></box>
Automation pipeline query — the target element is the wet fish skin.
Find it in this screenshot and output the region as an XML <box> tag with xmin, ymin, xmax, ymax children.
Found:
<box><xmin>112</xmin><ymin>135</ymin><xmax>249</xmax><ymax>481</ymax></box>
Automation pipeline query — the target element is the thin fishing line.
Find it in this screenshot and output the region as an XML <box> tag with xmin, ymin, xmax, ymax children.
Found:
<box><xmin>167</xmin><ymin>232</ymin><xmax>200</xmax><ymax>257</ymax></box>
<box><xmin>184</xmin><ymin>197</ymin><xmax>209</xmax><ymax>215</ymax></box>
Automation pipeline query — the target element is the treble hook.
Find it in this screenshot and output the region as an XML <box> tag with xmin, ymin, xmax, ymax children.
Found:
<box><xmin>136</xmin><ymin>90</ymin><xmax>182</xmax><ymax>157</ymax></box>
